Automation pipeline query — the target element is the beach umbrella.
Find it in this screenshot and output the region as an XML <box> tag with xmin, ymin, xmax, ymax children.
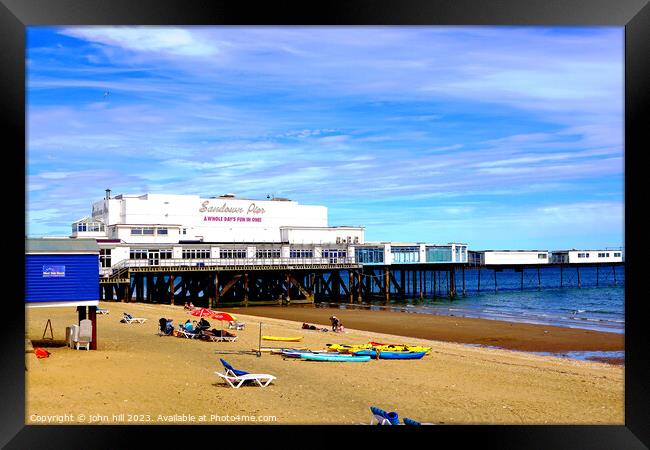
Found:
<box><xmin>190</xmin><ymin>308</ymin><xmax>217</xmax><ymax>318</ymax></box>
<box><xmin>210</xmin><ymin>311</ymin><xmax>237</xmax><ymax>322</ymax></box>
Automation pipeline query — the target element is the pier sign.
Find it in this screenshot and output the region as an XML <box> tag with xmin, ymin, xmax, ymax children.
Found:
<box><xmin>42</xmin><ymin>265</ymin><xmax>66</xmax><ymax>277</ymax></box>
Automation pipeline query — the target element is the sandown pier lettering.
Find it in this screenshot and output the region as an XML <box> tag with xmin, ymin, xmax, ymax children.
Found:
<box><xmin>199</xmin><ymin>201</ymin><xmax>265</xmax><ymax>215</ymax></box>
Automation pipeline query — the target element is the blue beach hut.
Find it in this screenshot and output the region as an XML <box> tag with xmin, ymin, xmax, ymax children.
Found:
<box><xmin>26</xmin><ymin>238</ymin><xmax>100</xmax><ymax>349</ymax></box>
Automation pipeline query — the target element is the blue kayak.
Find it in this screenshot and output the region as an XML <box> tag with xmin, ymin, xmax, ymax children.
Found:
<box><xmin>281</xmin><ymin>350</ymin><xmax>329</xmax><ymax>358</ymax></box>
<box><xmin>301</xmin><ymin>353</ymin><xmax>371</xmax><ymax>362</ymax></box>
<box><xmin>352</xmin><ymin>350</ymin><xmax>426</xmax><ymax>360</ymax></box>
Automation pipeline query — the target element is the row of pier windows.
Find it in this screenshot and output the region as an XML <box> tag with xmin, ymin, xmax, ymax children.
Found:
<box><xmin>256</xmin><ymin>249</ymin><xmax>281</xmax><ymax>259</ymax></box>
<box><xmin>220</xmin><ymin>249</ymin><xmax>247</xmax><ymax>259</ymax></box>
<box><xmin>131</xmin><ymin>227</ymin><xmax>168</xmax><ymax>236</ymax></box>
<box><xmin>182</xmin><ymin>249</ymin><xmax>210</xmax><ymax>259</ymax></box>
<box><xmin>74</xmin><ymin>222</ymin><xmax>105</xmax><ymax>233</ymax></box>
<box><xmin>356</xmin><ymin>248</ymin><xmax>384</xmax><ymax>264</ymax></box>
<box><xmin>290</xmin><ymin>249</ymin><xmax>314</xmax><ymax>258</ymax></box>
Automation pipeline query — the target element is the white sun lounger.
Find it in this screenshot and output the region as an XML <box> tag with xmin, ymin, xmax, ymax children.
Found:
<box><xmin>215</xmin><ymin>372</ymin><xmax>276</xmax><ymax>388</ymax></box>
<box><xmin>122</xmin><ymin>314</ymin><xmax>147</xmax><ymax>324</ymax></box>
<box><xmin>207</xmin><ymin>334</ymin><xmax>238</xmax><ymax>342</ymax></box>
<box><xmin>176</xmin><ymin>328</ymin><xmax>199</xmax><ymax>339</ymax></box>
<box><xmin>96</xmin><ymin>307</ymin><xmax>110</xmax><ymax>315</ymax></box>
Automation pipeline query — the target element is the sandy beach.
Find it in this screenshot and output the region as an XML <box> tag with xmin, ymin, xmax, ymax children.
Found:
<box><xmin>25</xmin><ymin>302</ymin><xmax>624</xmax><ymax>425</ymax></box>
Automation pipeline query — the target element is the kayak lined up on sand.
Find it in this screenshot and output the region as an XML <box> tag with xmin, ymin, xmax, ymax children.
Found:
<box><xmin>326</xmin><ymin>343</ymin><xmax>432</xmax><ymax>355</ymax></box>
<box><xmin>262</xmin><ymin>336</ymin><xmax>303</xmax><ymax>342</ymax></box>
<box><xmin>352</xmin><ymin>350</ymin><xmax>427</xmax><ymax>360</ymax></box>
<box><xmin>280</xmin><ymin>349</ymin><xmax>330</xmax><ymax>358</ymax></box>
<box><xmin>300</xmin><ymin>353</ymin><xmax>371</xmax><ymax>362</ymax></box>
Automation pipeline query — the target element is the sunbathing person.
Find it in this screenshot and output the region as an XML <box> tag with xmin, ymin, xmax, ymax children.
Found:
<box><xmin>197</xmin><ymin>318</ymin><xmax>211</xmax><ymax>331</ymax></box>
<box><xmin>330</xmin><ymin>315</ymin><xmax>340</xmax><ymax>332</ymax></box>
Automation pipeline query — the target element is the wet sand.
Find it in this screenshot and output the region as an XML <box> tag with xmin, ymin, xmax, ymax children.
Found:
<box><xmin>25</xmin><ymin>302</ymin><xmax>624</xmax><ymax>425</ymax></box>
<box><xmin>236</xmin><ymin>305</ymin><xmax>624</xmax><ymax>354</ymax></box>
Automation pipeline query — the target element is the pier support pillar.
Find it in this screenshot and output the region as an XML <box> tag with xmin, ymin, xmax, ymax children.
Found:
<box><xmin>494</xmin><ymin>269</ymin><xmax>497</xmax><ymax>292</ymax></box>
<box><xmin>521</xmin><ymin>269</ymin><xmax>524</xmax><ymax>290</ymax></box>
<box><xmin>419</xmin><ymin>270</ymin><xmax>423</xmax><ymax>299</ymax></box>
<box><xmin>357</xmin><ymin>271</ymin><xmax>362</xmax><ymax>303</ymax></box>
<box><xmin>560</xmin><ymin>265</ymin><xmax>563</xmax><ymax>288</ymax></box>
<box><xmin>384</xmin><ymin>267</ymin><xmax>390</xmax><ymax>302</ymax></box>
<box><xmin>169</xmin><ymin>275</ymin><xmax>175</xmax><ymax>305</ymax></box>
<box><xmin>214</xmin><ymin>272</ymin><xmax>219</xmax><ymax>307</ymax></box>
<box><xmin>577</xmin><ymin>267</ymin><xmax>581</xmax><ymax>288</ymax></box>
<box><xmin>243</xmin><ymin>273</ymin><xmax>249</xmax><ymax>306</ymax></box>
<box><xmin>477</xmin><ymin>268</ymin><xmax>481</xmax><ymax>292</ymax></box>
<box><xmin>596</xmin><ymin>265</ymin><xmax>599</xmax><ymax>287</ymax></box>
<box><xmin>349</xmin><ymin>271</ymin><xmax>354</xmax><ymax>303</ymax></box>
<box><xmin>537</xmin><ymin>267</ymin><xmax>541</xmax><ymax>290</ymax></box>
<box><xmin>462</xmin><ymin>266</ymin><xmax>466</xmax><ymax>296</ymax></box>
<box><xmin>613</xmin><ymin>265</ymin><xmax>617</xmax><ymax>286</ymax></box>
<box><xmin>449</xmin><ymin>268</ymin><xmax>456</xmax><ymax>298</ymax></box>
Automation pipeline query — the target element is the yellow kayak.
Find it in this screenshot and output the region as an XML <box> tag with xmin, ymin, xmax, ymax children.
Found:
<box><xmin>262</xmin><ymin>336</ymin><xmax>303</xmax><ymax>342</ymax></box>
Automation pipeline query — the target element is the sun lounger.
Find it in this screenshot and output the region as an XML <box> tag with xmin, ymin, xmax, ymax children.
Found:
<box><xmin>369</xmin><ymin>406</ymin><xmax>392</xmax><ymax>425</ymax></box>
<box><xmin>121</xmin><ymin>313</ymin><xmax>147</xmax><ymax>324</ymax></box>
<box><xmin>176</xmin><ymin>328</ymin><xmax>199</xmax><ymax>339</ymax></box>
<box><xmin>214</xmin><ymin>372</ymin><xmax>276</xmax><ymax>388</ymax></box>
<box><xmin>228</xmin><ymin>321</ymin><xmax>245</xmax><ymax>330</ymax></box>
<box><xmin>219</xmin><ymin>358</ymin><xmax>249</xmax><ymax>377</ymax></box>
<box><xmin>96</xmin><ymin>307</ymin><xmax>110</xmax><ymax>315</ymax></box>
<box><xmin>206</xmin><ymin>333</ymin><xmax>237</xmax><ymax>342</ymax></box>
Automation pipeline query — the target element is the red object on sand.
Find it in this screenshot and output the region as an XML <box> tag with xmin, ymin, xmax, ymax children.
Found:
<box><xmin>190</xmin><ymin>308</ymin><xmax>217</xmax><ymax>318</ymax></box>
<box><xmin>34</xmin><ymin>347</ymin><xmax>51</xmax><ymax>358</ymax></box>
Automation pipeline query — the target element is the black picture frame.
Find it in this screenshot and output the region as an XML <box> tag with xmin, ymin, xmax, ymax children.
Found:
<box><xmin>2</xmin><ymin>0</ymin><xmax>648</xmax><ymax>448</ymax></box>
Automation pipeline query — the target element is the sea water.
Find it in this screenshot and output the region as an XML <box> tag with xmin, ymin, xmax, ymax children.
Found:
<box><xmin>319</xmin><ymin>266</ymin><xmax>625</xmax><ymax>362</ymax></box>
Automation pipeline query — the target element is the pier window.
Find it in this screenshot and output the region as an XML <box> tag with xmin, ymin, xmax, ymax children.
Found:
<box><xmin>220</xmin><ymin>249</ymin><xmax>247</xmax><ymax>259</ymax></box>
<box><xmin>99</xmin><ymin>249</ymin><xmax>112</xmax><ymax>268</ymax></box>
<box><xmin>160</xmin><ymin>250</ymin><xmax>173</xmax><ymax>259</ymax></box>
<box><xmin>392</xmin><ymin>247</ymin><xmax>419</xmax><ymax>263</ymax></box>
<box><xmin>157</xmin><ymin>228</ymin><xmax>168</xmax><ymax>235</ymax></box>
<box><xmin>356</xmin><ymin>248</ymin><xmax>384</xmax><ymax>264</ymax></box>
<box><xmin>73</xmin><ymin>219</ymin><xmax>105</xmax><ymax>233</ymax></box>
<box><xmin>290</xmin><ymin>249</ymin><xmax>313</xmax><ymax>258</ymax></box>
<box><xmin>426</xmin><ymin>247</ymin><xmax>452</xmax><ymax>263</ymax></box>
<box><xmin>614</xmin><ymin>252</ymin><xmax>621</xmax><ymax>257</ymax></box>
<box><xmin>538</xmin><ymin>253</ymin><xmax>547</xmax><ymax>259</ymax></box>
<box><xmin>182</xmin><ymin>249</ymin><xmax>210</xmax><ymax>259</ymax></box>
<box><xmin>256</xmin><ymin>249</ymin><xmax>281</xmax><ymax>259</ymax></box>
<box><xmin>130</xmin><ymin>249</ymin><xmax>148</xmax><ymax>259</ymax></box>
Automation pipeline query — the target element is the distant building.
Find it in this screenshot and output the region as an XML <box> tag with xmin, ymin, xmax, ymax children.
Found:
<box><xmin>469</xmin><ymin>250</ymin><xmax>550</xmax><ymax>266</ymax></box>
<box><xmin>550</xmin><ymin>250</ymin><xmax>624</xmax><ymax>264</ymax></box>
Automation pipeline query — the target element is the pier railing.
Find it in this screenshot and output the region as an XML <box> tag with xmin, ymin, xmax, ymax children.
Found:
<box><xmin>105</xmin><ymin>256</ymin><xmax>358</xmax><ymax>277</ymax></box>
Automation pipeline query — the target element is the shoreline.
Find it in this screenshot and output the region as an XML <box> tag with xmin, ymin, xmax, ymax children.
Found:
<box><xmin>232</xmin><ymin>304</ymin><xmax>624</xmax><ymax>356</ymax></box>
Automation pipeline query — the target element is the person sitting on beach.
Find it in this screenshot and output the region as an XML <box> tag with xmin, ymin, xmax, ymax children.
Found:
<box><xmin>188</xmin><ymin>301</ymin><xmax>195</xmax><ymax>309</ymax></box>
<box><xmin>302</xmin><ymin>323</ymin><xmax>318</xmax><ymax>330</ymax></box>
<box><xmin>183</xmin><ymin>302</ymin><xmax>191</xmax><ymax>310</ymax></box>
<box><xmin>330</xmin><ymin>316</ymin><xmax>340</xmax><ymax>332</ymax></box>
<box><xmin>197</xmin><ymin>318</ymin><xmax>211</xmax><ymax>332</ymax></box>
<box><xmin>183</xmin><ymin>320</ymin><xmax>193</xmax><ymax>331</ymax></box>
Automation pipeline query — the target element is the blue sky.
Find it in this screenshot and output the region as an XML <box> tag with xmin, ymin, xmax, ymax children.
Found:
<box><xmin>26</xmin><ymin>26</ymin><xmax>624</xmax><ymax>250</ymax></box>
